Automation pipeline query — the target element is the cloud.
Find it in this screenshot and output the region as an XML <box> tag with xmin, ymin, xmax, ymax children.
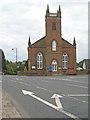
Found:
<box><xmin>0</xmin><ymin>0</ymin><xmax>88</xmax><ymax>62</ymax></box>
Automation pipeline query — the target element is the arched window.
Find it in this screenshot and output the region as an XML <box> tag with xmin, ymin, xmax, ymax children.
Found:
<box><xmin>52</xmin><ymin>41</ymin><xmax>56</xmax><ymax>51</ymax></box>
<box><xmin>52</xmin><ymin>22</ymin><xmax>56</xmax><ymax>30</ymax></box>
<box><xmin>63</xmin><ymin>53</ymin><xmax>68</xmax><ymax>69</ymax></box>
<box><xmin>52</xmin><ymin>60</ymin><xmax>57</xmax><ymax>71</ymax></box>
<box><xmin>37</xmin><ymin>52</ymin><xmax>43</xmax><ymax>69</ymax></box>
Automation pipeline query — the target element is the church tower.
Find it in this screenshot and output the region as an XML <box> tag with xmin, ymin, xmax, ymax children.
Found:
<box><xmin>45</xmin><ymin>5</ymin><xmax>62</xmax><ymax>72</ymax></box>
<box><xmin>45</xmin><ymin>5</ymin><xmax>61</xmax><ymax>37</ymax></box>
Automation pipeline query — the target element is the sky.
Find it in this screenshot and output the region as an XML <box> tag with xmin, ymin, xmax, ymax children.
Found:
<box><xmin>0</xmin><ymin>0</ymin><xmax>88</xmax><ymax>63</ymax></box>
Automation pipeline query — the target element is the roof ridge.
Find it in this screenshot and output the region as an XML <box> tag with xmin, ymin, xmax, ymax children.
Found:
<box><xmin>62</xmin><ymin>38</ymin><xmax>73</xmax><ymax>46</ymax></box>
<box><xmin>32</xmin><ymin>36</ymin><xmax>46</xmax><ymax>46</ymax></box>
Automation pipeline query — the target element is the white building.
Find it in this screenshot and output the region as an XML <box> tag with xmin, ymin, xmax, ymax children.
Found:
<box><xmin>82</xmin><ymin>59</ymin><xmax>90</xmax><ymax>70</ymax></box>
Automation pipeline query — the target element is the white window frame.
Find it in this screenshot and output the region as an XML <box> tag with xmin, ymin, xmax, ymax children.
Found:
<box><xmin>62</xmin><ymin>54</ymin><xmax>68</xmax><ymax>69</ymax></box>
<box><xmin>37</xmin><ymin>52</ymin><xmax>43</xmax><ymax>69</ymax></box>
<box><xmin>52</xmin><ymin>41</ymin><xmax>56</xmax><ymax>51</ymax></box>
<box><xmin>52</xmin><ymin>60</ymin><xmax>57</xmax><ymax>71</ymax></box>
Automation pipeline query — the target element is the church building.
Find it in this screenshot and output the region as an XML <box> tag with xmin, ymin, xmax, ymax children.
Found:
<box><xmin>27</xmin><ymin>5</ymin><xmax>76</xmax><ymax>75</ymax></box>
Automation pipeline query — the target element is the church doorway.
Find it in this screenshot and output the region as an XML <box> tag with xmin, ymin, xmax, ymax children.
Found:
<box><xmin>52</xmin><ymin>60</ymin><xmax>57</xmax><ymax>72</ymax></box>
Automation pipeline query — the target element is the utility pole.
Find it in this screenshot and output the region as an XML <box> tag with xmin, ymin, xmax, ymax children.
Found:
<box><xmin>12</xmin><ymin>48</ymin><xmax>17</xmax><ymax>75</ymax></box>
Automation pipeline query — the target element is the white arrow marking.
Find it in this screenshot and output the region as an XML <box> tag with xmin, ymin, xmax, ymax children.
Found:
<box><xmin>51</xmin><ymin>94</ymin><xmax>63</xmax><ymax>109</ymax></box>
<box><xmin>22</xmin><ymin>90</ymin><xmax>57</xmax><ymax>109</ymax></box>
<box><xmin>22</xmin><ymin>90</ymin><xmax>79</xmax><ymax>119</ymax></box>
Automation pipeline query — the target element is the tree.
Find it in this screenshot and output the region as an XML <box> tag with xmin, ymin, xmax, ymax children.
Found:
<box><xmin>0</xmin><ymin>49</ymin><xmax>6</xmax><ymax>72</ymax></box>
<box><xmin>24</xmin><ymin>66</ymin><xmax>27</xmax><ymax>72</ymax></box>
<box><xmin>77</xmin><ymin>61</ymin><xmax>83</xmax><ymax>68</ymax></box>
<box><xmin>25</xmin><ymin>60</ymin><xmax>28</xmax><ymax>70</ymax></box>
<box><xmin>10</xmin><ymin>67</ymin><xmax>15</xmax><ymax>74</ymax></box>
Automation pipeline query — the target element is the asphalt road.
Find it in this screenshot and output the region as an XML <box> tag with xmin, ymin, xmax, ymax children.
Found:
<box><xmin>2</xmin><ymin>75</ymin><xmax>89</xmax><ymax>119</ymax></box>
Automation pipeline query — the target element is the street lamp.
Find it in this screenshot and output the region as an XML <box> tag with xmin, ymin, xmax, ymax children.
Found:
<box><xmin>12</xmin><ymin>48</ymin><xmax>17</xmax><ymax>75</ymax></box>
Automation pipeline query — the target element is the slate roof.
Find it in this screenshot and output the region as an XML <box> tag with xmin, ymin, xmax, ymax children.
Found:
<box><xmin>32</xmin><ymin>36</ymin><xmax>46</xmax><ymax>48</ymax></box>
<box><xmin>62</xmin><ymin>38</ymin><xmax>73</xmax><ymax>47</ymax></box>
<box><xmin>31</xmin><ymin>36</ymin><xmax>73</xmax><ymax>48</ymax></box>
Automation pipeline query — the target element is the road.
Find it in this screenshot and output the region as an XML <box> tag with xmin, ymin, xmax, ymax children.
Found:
<box><xmin>2</xmin><ymin>75</ymin><xmax>89</xmax><ymax>119</ymax></box>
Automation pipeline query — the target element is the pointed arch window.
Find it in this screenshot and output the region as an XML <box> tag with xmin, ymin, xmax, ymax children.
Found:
<box><xmin>37</xmin><ymin>52</ymin><xmax>43</xmax><ymax>69</ymax></box>
<box><xmin>52</xmin><ymin>22</ymin><xmax>56</xmax><ymax>30</ymax></box>
<box><xmin>52</xmin><ymin>60</ymin><xmax>57</xmax><ymax>71</ymax></box>
<box><xmin>63</xmin><ymin>53</ymin><xmax>68</xmax><ymax>69</ymax></box>
<box><xmin>52</xmin><ymin>41</ymin><xmax>56</xmax><ymax>51</ymax></box>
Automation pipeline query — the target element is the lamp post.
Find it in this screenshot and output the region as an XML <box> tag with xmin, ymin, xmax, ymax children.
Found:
<box><xmin>12</xmin><ymin>48</ymin><xmax>17</xmax><ymax>75</ymax></box>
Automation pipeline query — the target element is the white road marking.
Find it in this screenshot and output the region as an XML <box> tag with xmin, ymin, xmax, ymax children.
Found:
<box><xmin>62</xmin><ymin>94</ymin><xmax>88</xmax><ymax>103</ymax></box>
<box><xmin>69</xmin><ymin>97</ymin><xmax>88</xmax><ymax>104</ymax></box>
<box><xmin>19</xmin><ymin>82</ymin><xmax>24</xmax><ymax>84</ymax></box>
<box><xmin>36</xmin><ymin>86</ymin><xmax>53</xmax><ymax>92</ymax></box>
<box><xmin>19</xmin><ymin>81</ymin><xmax>31</xmax><ymax>87</ymax></box>
<box><xmin>65</xmin><ymin>83</ymin><xmax>88</xmax><ymax>89</ymax></box>
<box><xmin>24</xmin><ymin>83</ymin><xmax>31</xmax><ymax>86</ymax></box>
<box><xmin>9</xmin><ymin>79</ymin><xmax>16</xmax><ymax>82</ymax></box>
<box><xmin>62</xmin><ymin>79</ymin><xmax>69</xmax><ymax>81</ymax></box>
<box><xmin>50</xmin><ymin>77</ymin><xmax>87</xmax><ymax>84</ymax></box>
<box><xmin>67</xmin><ymin>94</ymin><xmax>90</xmax><ymax>97</ymax></box>
<box><xmin>13</xmin><ymin>80</ymin><xmax>16</xmax><ymax>83</ymax></box>
<box><xmin>42</xmin><ymin>80</ymin><xmax>51</xmax><ymax>83</ymax></box>
<box><xmin>8</xmin><ymin>79</ymin><xmax>13</xmax><ymax>82</ymax></box>
<box><xmin>69</xmin><ymin>77</ymin><xmax>74</xmax><ymax>78</ymax></box>
<box><xmin>51</xmin><ymin>94</ymin><xmax>63</xmax><ymax>109</ymax></box>
<box><xmin>22</xmin><ymin>89</ymin><xmax>79</xmax><ymax>119</ymax></box>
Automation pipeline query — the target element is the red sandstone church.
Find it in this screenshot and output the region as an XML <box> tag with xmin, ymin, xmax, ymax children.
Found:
<box><xmin>27</xmin><ymin>5</ymin><xmax>76</xmax><ymax>75</ymax></box>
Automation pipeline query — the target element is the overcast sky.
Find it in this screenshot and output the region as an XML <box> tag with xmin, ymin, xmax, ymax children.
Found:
<box><xmin>0</xmin><ymin>0</ymin><xmax>88</xmax><ymax>62</ymax></box>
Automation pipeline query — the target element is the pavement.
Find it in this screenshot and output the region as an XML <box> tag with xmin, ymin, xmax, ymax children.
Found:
<box><xmin>2</xmin><ymin>75</ymin><xmax>89</xmax><ymax>119</ymax></box>
<box><xmin>0</xmin><ymin>88</ymin><xmax>22</xmax><ymax>118</ymax></box>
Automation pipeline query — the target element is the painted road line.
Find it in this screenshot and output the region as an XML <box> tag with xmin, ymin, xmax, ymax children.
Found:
<box><xmin>62</xmin><ymin>78</ymin><xmax>88</xmax><ymax>84</ymax></box>
<box><xmin>62</xmin><ymin>94</ymin><xmax>88</xmax><ymax>103</ymax></box>
<box><xmin>36</xmin><ymin>86</ymin><xmax>53</xmax><ymax>93</ymax></box>
<box><xmin>42</xmin><ymin>80</ymin><xmax>51</xmax><ymax>83</ymax></box>
<box><xmin>51</xmin><ymin>94</ymin><xmax>63</xmax><ymax>109</ymax></box>
<box><xmin>22</xmin><ymin>89</ymin><xmax>80</xmax><ymax>119</ymax></box>
<box><xmin>9</xmin><ymin>79</ymin><xmax>16</xmax><ymax>82</ymax></box>
<box><xmin>19</xmin><ymin>82</ymin><xmax>31</xmax><ymax>87</ymax></box>
<box><xmin>50</xmin><ymin>77</ymin><xmax>88</xmax><ymax>84</ymax></box>
<box><xmin>67</xmin><ymin>94</ymin><xmax>90</xmax><ymax>97</ymax></box>
<box><xmin>65</xmin><ymin>83</ymin><xmax>88</xmax><ymax>89</ymax></box>
<box><xmin>70</xmin><ymin>97</ymin><xmax>88</xmax><ymax>104</ymax></box>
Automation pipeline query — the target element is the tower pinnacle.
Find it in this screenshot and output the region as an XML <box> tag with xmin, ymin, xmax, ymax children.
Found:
<box><xmin>73</xmin><ymin>37</ymin><xmax>76</xmax><ymax>46</ymax></box>
<box><xmin>59</xmin><ymin>5</ymin><xmax>61</xmax><ymax>12</ymax></box>
<box><xmin>57</xmin><ymin>5</ymin><xmax>61</xmax><ymax>17</ymax></box>
<box><xmin>46</xmin><ymin>4</ymin><xmax>50</xmax><ymax>17</ymax></box>
<box><xmin>28</xmin><ymin>36</ymin><xmax>31</xmax><ymax>47</ymax></box>
<box><xmin>47</xmin><ymin>4</ymin><xmax>49</xmax><ymax>12</ymax></box>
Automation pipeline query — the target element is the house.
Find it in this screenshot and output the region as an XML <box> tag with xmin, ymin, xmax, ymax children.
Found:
<box><xmin>27</xmin><ymin>5</ymin><xmax>76</xmax><ymax>75</ymax></box>
<box><xmin>82</xmin><ymin>59</ymin><xmax>90</xmax><ymax>70</ymax></box>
